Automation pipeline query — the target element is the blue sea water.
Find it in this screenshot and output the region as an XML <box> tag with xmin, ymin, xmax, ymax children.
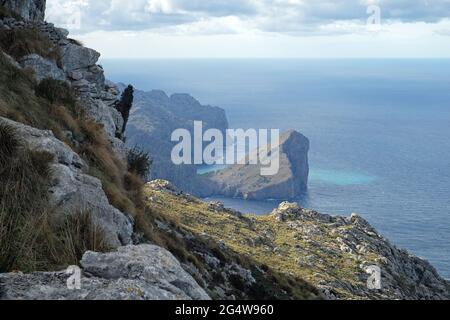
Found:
<box><xmin>102</xmin><ymin>59</ymin><xmax>450</xmax><ymax>278</ymax></box>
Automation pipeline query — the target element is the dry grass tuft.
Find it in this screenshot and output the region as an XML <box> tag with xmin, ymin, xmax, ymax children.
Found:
<box><xmin>0</xmin><ymin>48</ymin><xmax>144</xmax><ymax>273</ymax></box>
<box><xmin>0</xmin><ymin>5</ymin><xmax>23</xmax><ymax>20</ymax></box>
<box><xmin>127</xmin><ymin>146</ymin><xmax>151</xmax><ymax>179</ymax></box>
<box><xmin>0</xmin><ymin>121</ymin><xmax>21</xmax><ymax>163</ymax></box>
<box><xmin>0</xmin><ymin>122</ymin><xmax>110</xmax><ymax>272</ymax></box>
<box><xmin>36</xmin><ymin>78</ymin><xmax>77</xmax><ymax>109</ymax></box>
<box><xmin>0</xmin><ymin>28</ymin><xmax>61</xmax><ymax>65</ymax></box>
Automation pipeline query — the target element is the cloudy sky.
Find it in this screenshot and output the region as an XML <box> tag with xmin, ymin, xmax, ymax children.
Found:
<box><xmin>46</xmin><ymin>0</ymin><xmax>450</xmax><ymax>58</ymax></box>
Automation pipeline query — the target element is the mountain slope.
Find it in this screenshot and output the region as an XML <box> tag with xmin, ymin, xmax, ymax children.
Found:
<box><xmin>143</xmin><ymin>181</ymin><xmax>450</xmax><ymax>300</ymax></box>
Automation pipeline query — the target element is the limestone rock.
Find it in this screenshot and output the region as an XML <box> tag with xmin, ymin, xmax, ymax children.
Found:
<box><xmin>0</xmin><ymin>245</ymin><xmax>211</xmax><ymax>300</ymax></box>
<box><xmin>146</xmin><ymin>179</ymin><xmax>181</xmax><ymax>195</ymax></box>
<box><xmin>209</xmin><ymin>130</ymin><xmax>310</xmax><ymax>200</ymax></box>
<box><xmin>81</xmin><ymin>97</ymin><xmax>122</xmax><ymax>138</ymax></box>
<box><xmin>125</xmin><ymin>87</ymin><xmax>228</xmax><ymax>194</ymax></box>
<box><xmin>271</xmin><ymin>202</ymin><xmax>302</xmax><ymax>222</ymax></box>
<box><xmin>109</xmin><ymin>136</ymin><xmax>128</xmax><ymax>161</ymax></box>
<box><xmin>19</xmin><ymin>54</ymin><xmax>66</xmax><ymax>82</ymax></box>
<box><xmin>80</xmin><ymin>245</ymin><xmax>210</xmax><ymax>300</ymax></box>
<box><xmin>1</xmin><ymin>0</ymin><xmax>46</xmax><ymax>22</ymax></box>
<box><xmin>0</xmin><ymin>117</ymin><xmax>133</xmax><ymax>248</ymax></box>
<box><xmin>61</xmin><ymin>44</ymin><xmax>101</xmax><ymax>73</ymax></box>
<box><xmin>1</xmin><ymin>117</ymin><xmax>86</xmax><ymax>170</ymax></box>
<box><xmin>49</xmin><ymin>164</ymin><xmax>133</xmax><ymax>247</ymax></box>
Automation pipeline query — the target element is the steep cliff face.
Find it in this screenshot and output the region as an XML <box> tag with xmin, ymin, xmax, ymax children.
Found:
<box><xmin>125</xmin><ymin>88</ymin><xmax>228</xmax><ymax>195</ymax></box>
<box><xmin>208</xmin><ymin>130</ymin><xmax>310</xmax><ymax>200</ymax></box>
<box><xmin>0</xmin><ymin>2</ymin><xmax>134</xmax><ymax>248</ymax></box>
<box><xmin>1</xmin><ymin>1</ymin><xmax>296</xmax><ymax>300</ymax></box>
<box><xmin>1</xmin><ymin>0</ymin><xmax>46</xmax><ymax>22</ymax></box>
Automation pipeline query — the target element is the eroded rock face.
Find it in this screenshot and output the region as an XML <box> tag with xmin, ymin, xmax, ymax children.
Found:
<box><xmin>1</xmin><ymin>0</ymin><xmax>46</xmax><ymax>22</ymax></box>
<box><xmin>19</xmin><ymin>54</ymin><xmax>66</xmax><ymax>82</ymax></box>
<box><xmin>269</xmin><ymin>202</ymin><xmax>450</xmax><ymax>300</ymax></box>
<box><xmin>61</xmin><ymin>44</ymin><xmax>101</xmax><ymax>75</ymax></box>
<box><xmin>209</xmin><ymin>130</ymin><xmax>310</xmax><ymax>200</ymax></box>
<box><xmin>0</xmin><ymin>245</ymin><xmax>211</xmax><ymax>300</ymax></box>
<box><xmin>0</xmin><ymin>11</ymin><xmax>128</xmax><ymax>149</ymax></box>
<box><xmin>125</xmin><ymin>88</ymin><xmax>229</xmax><ymax>195</ymax></box>
<box><xmin>0</xmin><ymin>117</ymin><xmax>133</xmax><ymax>248</ymax></box>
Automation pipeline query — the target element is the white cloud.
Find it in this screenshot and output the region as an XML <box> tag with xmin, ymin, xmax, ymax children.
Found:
<box><xmin>47</xmin><ymin>0</ymin><xmax>450</xmax><ymax>34</ymax></box>
<box><xmin>45</xmin><ymin>0</ymin><xmax>450</xmax><ymax>58</ymax></box>
<box><xmin>146</xmin><ymin>0</ymin><xmax>175</xmax><ymax>14</ymax></box>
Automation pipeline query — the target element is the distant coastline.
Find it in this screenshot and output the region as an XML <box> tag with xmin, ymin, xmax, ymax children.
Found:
<box><xmin>105</xmin><ymin>59</ymin><xmax>450</xmax><ymax>278</ymax></box>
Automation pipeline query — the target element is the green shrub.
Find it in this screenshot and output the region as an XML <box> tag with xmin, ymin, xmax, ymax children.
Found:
<box><xmin>0</xmin><ymin>27</ymin><xmax>61</xmax><ymax>65</ymax></box>
<box><xmin>35</xmin><ymin>78</ymin><xmax>77</xmax><ymax>109</ymax></box>
<box><xmin>127</xmin><ymin>146</ymin><xmax>151</xmax><ymax>179</ymax></box>
<box><xmin>116</xmin><ymin>85</ymin><xmax>134</xmax><ymax>136</ymax></box>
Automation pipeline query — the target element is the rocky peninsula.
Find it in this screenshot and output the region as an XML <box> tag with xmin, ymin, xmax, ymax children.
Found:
<box><xmin>207</xmin><ymin>130</ymin><xmax>310</xmax><ymax>200</ymax></box>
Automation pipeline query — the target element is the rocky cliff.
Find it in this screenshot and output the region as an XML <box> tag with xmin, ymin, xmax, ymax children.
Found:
<box><xmin>125</xmin><ymin>87</ymin><xmax>228</xmax><ymax>195</ymax></box>
<box><xmin>1</xmin><ymin>0</ymin><xmax>46</xmax><ymax>22</ymax></box>
<box><xmin>0</xmin><ymin>1</ymin><xmax>319</xmax><ymax>300</ymax></box>
<box><xmin>208</xmin><ymin>130</ymin><xmax>310</xmax><ymax>200</ymax></box>
<box><xmin>0</xmin><ymin>1</ymin><xmax>209</xmax><ymax>299</ymax></box>
<box><xmin>0</xmin><ymin>0</ymin><xmax>449</xmax><ymax>301</ymax></box>
<box><xmin>142</xmin><ymin>182</ymin><xmax>450</xmax><ymax>300</ymax></box>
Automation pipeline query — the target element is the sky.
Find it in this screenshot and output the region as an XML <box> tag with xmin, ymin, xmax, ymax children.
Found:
<box><xmin>45</xmin><ymin>0</ymin><xmax>450</xmax><ymax>58</ymax></box>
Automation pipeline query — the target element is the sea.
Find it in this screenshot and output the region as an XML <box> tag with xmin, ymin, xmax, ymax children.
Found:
<box><xmin>102</xmin><ymin>59</ymin><xmax>450</xmax><ymax>279</ymax></box>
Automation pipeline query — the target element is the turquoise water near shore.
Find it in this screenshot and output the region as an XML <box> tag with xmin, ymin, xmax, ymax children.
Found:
<box><xmin>103</xmin><ymin>59</ymin><xmax>450</xmax><ymax>278</ymax></box>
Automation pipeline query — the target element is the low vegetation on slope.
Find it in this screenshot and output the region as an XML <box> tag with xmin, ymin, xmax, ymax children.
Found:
<box><xmin>0</xmin><ymin>24</ymin><xmax>61</xmax><ymax>65</ymax></box>
<box><xmin>0</xmin><ymin>50</ymin><xmax>323</xmax><ymax>299</ymax></box>
<box><xmin>143</xmin><ymin>181</ymin><xmax>450</xmax><ymax>300</ymax></box>
<box><xmin>138</xmin><ymin>181</ymin><xmax>322</xmax><ymax>300</ymax></box>
<box><xmin>0</xmin><ymin>53</ymin><xmax>134</xmax><ymax>272</ymax></box>
<box><xmin>0</xmin><ymin>121</ymin><xmax>110</xmax><ymax>272</ymax></box>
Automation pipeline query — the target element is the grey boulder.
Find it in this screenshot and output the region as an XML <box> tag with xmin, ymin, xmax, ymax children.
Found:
<box><xmin>0</xmin><ymin>117</ymin><xmax>133</xmax><ymax>248</ymax></box>
<box><xmin>19</xmin><ymin>54</ymin><xmax>66</xmax><ymax>82</ymax></box>
<box><xmin>0</xmin><ymin>245</ymin><xmax>211</xmax><ymax>300</ymax></box>
<box><xmin>0</xmin><ymin>0</ymin><xmax>46</xmax><ymax>22</ymax></box>
<box><xmin>61</xmin><ymin>44</ymin><xmax>101</xmax><ymax>73</ymax></box>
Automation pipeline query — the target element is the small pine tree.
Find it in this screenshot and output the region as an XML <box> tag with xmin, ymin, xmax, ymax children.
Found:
<box><xmin>127</xmin><ymin>146</ymin><xmax>152</xmax><ymax>179</ymax></box>
<box><xmin>115</xmin><ymin>85</ymin><xmax>134</xmax><ymax>138</ymax></box>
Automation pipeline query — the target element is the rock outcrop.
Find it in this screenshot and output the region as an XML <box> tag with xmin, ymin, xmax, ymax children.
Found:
<box><xmin>270</xmin><ymin>202</ymin><xmax>450</xmax><ymax>300</ymax></box>
<box><xmin>145</xmin><ymin>182</ymin><xmax>450</xmax><ymax>300</ymax></box>
<box><xmin>208</xmin><ymin>130</ymin><xmax>310</xmax><ymax>200</ymax></box>
<box><xmin>19</xmin><ymin>53</ymin><xmax>66</xmax><ymax>82</ymax></box>
<box><xmin>0</xmin><ymin>13</ymin><xmax>127</xmax><ymax>154</ymax></box>
<box><xmin>0</xmin><ymin>117</ymin><xmax>134</xmax><ymax>248</ymax></box>
<box><xmin>1</xmin><ymin>0</ymin><xmax>46</xmax><ymax>22</ymax></box>
<box><xmin>0</xmin><ymin>245</ymin><xmax>210</xmax><ymax>300</ymax></box>
<box><xmin>125</xmin><ymin>88</ymin><xmax>228</xmax><ymax>195</ymax></box>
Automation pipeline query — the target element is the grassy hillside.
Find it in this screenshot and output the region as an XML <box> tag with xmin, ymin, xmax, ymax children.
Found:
<box><xmin>143</xmin><ymin>182</ymin><xmax>386</xmax><ymax>299</ymax></box>
<box><xmin>0</xmin><ymin>51</ymin><xmax>134</xmax><ymax>272</ymax></box>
